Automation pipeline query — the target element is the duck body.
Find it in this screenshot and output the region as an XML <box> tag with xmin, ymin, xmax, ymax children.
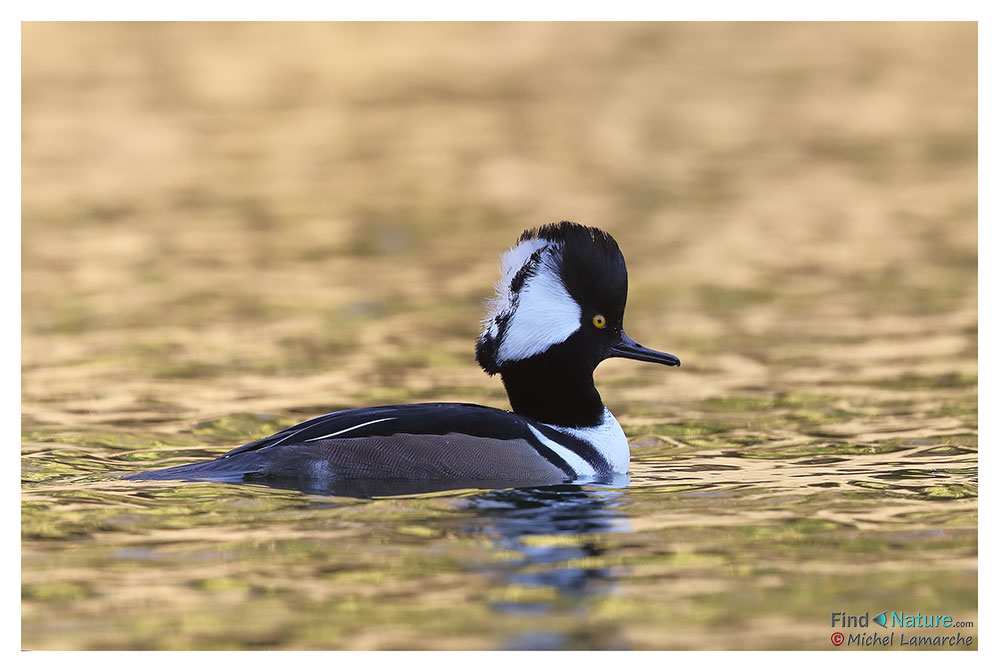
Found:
<box><xmin>129</xmin><ymin>402</ymin><xmax>628</xmax><ymax>487</ymax></box>
<box><xmin>126</xmin><ymin>221</ymin><xmax>679</xmax><ymax>491</ymax></box>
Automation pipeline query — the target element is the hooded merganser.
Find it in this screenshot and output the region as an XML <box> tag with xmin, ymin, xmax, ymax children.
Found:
<box><xmin>126</xmin><ymin>221</ymin><xmax>680</xmax><ymax>490</ymax></box>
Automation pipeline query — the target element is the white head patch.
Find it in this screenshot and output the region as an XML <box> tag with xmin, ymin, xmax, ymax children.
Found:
<box><xmin>478</xmin><ymin>238</ymin><xmax>582</xmax><ymax>369</ymax></box>
<box><xmin>482</xmin><ymin>236</ymin><xmax>548</xmax><ymax>338</ymax></box>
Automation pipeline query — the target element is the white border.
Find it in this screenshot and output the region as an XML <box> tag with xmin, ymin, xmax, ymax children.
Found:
<box><xmin>9</xmin><ymin>1</ymin><xmax>995</xmax><ymax>21</ymax></box>
<box><xmin>10</xmin><ymin>5</ymin><xmax>988</xmax><ymax>667</ymax></box>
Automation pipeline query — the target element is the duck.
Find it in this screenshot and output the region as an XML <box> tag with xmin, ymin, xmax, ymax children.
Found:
<box><xmin>126</xmin><ymin>221</ymin><xmax>680</xmax><ymax>491</ymax></box>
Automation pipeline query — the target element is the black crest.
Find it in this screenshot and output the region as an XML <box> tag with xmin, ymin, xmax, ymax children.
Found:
<box><xmin>475</xmin><ymin>221</ymin><xmax>629</xmax><ymax>376</ymax></box>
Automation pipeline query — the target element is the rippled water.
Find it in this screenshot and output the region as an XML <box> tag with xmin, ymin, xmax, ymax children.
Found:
<box><xmin>22</xmin><ymin>23</ymin><xmax>977</xmax><ymax>649</ymax></box>
<box><xmin>21</xmin><ymin>407</ymin><xmax>978</xmax><ymax>649</ymax></box>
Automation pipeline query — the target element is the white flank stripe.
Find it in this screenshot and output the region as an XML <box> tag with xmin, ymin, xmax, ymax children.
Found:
<box><xmin>304</xmin><ymin>417</ymin><xmax>395</xmax><ymax>442</ymax></box>
<box><xmin>527</xmin><ymin>425</ymin><xmax>597</xmax><ymax>478</ymax></box>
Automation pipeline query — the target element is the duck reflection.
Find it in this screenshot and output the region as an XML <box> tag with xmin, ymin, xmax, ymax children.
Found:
<box><xmin>454</xmin><ymin>476</ymin><xmax>632</xmax><ymax>649</ymax></box>
<box><xmin>187</xmin><ymin>473</ymin><xmax>633</xmax><ymax>649</ymax></box>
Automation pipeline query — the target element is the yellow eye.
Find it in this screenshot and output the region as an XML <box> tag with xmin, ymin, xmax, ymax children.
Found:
<box><xmin>592</xmin><ymin>314</ymin><xmax>606</xmax><ymax>329</ymax></box>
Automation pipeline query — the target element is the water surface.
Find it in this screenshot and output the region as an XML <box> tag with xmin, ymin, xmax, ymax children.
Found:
<box><xmin>22</xmin><ymin>22</ymin><xmax>977</xmax><ymax>650</ymax></box>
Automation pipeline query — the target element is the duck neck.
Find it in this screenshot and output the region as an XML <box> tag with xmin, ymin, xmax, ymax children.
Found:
<box><xmin>500</xmin><ymin>357</ymin><xmax>605</xmax><ymax>428</ymax></box>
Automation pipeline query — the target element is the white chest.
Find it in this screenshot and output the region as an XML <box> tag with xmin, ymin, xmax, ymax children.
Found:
<box><xmin>534</xmin><ymin>407</ymin><xmax>631</xmax><ymax>477</ymax></box>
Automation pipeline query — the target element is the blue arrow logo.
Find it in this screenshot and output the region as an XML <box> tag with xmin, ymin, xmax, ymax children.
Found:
<box><xmin>873</xmin><ymin>611</ymin><xmax>888</xmax><ymax>628</ymax></box>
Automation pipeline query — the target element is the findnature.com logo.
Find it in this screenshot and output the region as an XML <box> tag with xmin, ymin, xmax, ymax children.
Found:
<box><xmin>829</xmin><ymin>611</ymin><xmax>974</xmax><ymax>648</ymax></box>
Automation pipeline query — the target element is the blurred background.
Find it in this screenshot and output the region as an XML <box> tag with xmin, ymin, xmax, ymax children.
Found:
<box><xmin>22</xmin><ymin>22</ymin><xmax>977</xmax><ymax>650</ymax></box>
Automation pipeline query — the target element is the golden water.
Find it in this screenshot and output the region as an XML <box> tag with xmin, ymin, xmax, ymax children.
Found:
<box><xmin>22</xmin><ymin>22</ymin><xmax>976</xmax><ymax>649</ymax></box>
